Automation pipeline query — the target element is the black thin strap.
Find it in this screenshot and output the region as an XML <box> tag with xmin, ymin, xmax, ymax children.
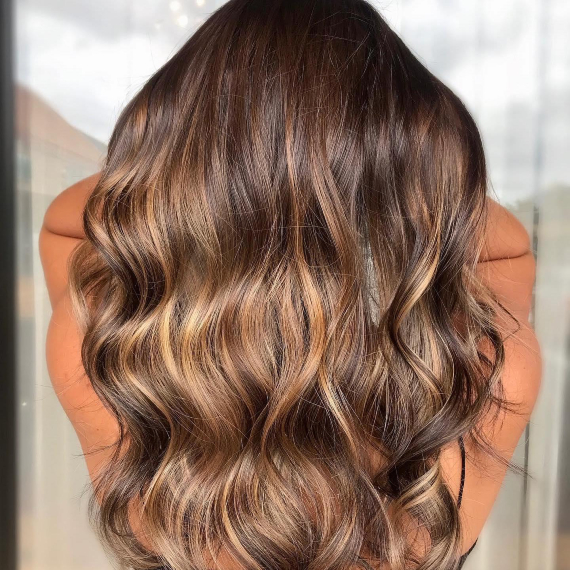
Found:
<box><xmin>458</xmin><ymin>539</ymin><xmax>479</xmax><ymax>568</ymax></box>
<box><xmin>457</xmin><ymin>435</ymin><xmax>466</xmax><ymax>510</ymax></box>
<box><xmin>456</xmin><ymin>435</ymin><xmax>479</xmax><ymax>565</ymax></box>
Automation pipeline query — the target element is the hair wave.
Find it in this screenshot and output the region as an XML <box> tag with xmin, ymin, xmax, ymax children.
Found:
<box><xmin>69</xmin><ymin>1</ymin><xmax>516</xmax><ymax>568</ymax></box>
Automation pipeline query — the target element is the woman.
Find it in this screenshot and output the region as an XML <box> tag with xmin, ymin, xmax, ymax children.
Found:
<box><xmin>39</xmin><ymin>0</ymin><xmax>542</xmax><ymax>569</ymax></box>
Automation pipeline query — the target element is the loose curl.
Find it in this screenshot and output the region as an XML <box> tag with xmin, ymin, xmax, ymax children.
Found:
<box><xmin>68</xmin><ymin>1</ymin><xmax>518</xmax><ymax>568</ymax></box>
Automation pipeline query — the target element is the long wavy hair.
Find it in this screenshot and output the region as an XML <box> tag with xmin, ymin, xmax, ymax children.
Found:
<box><xmin>68</xmin><ymin>0</ymin><xmax>518</xmax><ymax>568</ymax></box>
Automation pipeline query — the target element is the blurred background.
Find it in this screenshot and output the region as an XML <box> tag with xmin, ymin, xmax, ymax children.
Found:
<box><xmin>1</xmin><ymin>0</ymin><xmax>568</xmax><ymax>568</ymax></box>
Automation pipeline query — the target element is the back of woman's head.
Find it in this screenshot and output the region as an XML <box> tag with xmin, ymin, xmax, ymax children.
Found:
<box><xmin>69</xmin><ymin>0</ymin><xmax>509</xmax><ymax>568</ymax></box>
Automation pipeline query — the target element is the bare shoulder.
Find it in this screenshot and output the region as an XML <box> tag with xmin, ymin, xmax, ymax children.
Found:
<box><xmin>42</xmin><ymin>172</ymin><xmax>101</xmax><ymax>239</ymax></box>
<box><xmin>440</xmin><ymin>316</ymin><xmax>542</xmax><ymax>555</ymax></box>
<box><xmin>45</xmin><ymin>291</ymin><xmax>120</xmax><ymax>483</ymax></box>
<box><xmin>39</xmin><ymin>173</ymin><xmax>101</xmax><ymax>308</ymax></box>
<box><xmin>441</xmin><ymin>200</ymin><xmax>543</xmax><ymax>555</ymax></box>
<box><xmin>39</xmin><ymin>172</ymin><xmax>119</xmax><ymax>483</ymax></box>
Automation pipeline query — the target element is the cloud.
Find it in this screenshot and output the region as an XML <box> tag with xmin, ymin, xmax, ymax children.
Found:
<box><xmin>16</xmin><ymin>2</ymin><xmax>206</xmax><ymax>141</ymax></box>
<box><xmin>24</xmin><ymin>0</ymin><xmax>218</xmax><ymax>41</ymax></box>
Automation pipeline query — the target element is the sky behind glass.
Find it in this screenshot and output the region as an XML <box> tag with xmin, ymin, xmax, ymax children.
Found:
<box><xmin>15</xmin><ymin>0</ymin><xmax>569</xmax><ymax>203</ymax></box>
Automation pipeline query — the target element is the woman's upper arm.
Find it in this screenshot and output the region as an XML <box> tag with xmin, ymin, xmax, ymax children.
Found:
<box><xmin>42</xmin><ymin>172</ymin><xmax>101</xmax><ymax>238</ymax></box>
<box><xmin>479</xmin><ymin>197</ymin><xmax>532</xmax><ymax>263</ymax></box>
<box><xmin>38</xmin><ymin>228</ymin><xmax>83</xmax><ymax>310</ymax></box>
<box><xmin>40</xmin><ymin>172</ymin><xmax>120</xmax><ymax>481</ymax></box>
<box><xmin>442</xmin><ymin>199</ymin><xmax>542</xmax><ymax>555</ymax></box>
<box><xmin>39</xmin><ymin>173</ymin><xmax>101</xmax><ymax>309</ymax></box>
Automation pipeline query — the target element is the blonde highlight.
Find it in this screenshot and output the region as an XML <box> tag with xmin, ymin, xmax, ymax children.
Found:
<box><xmin>69</xmin><ymin>1</ymin><xmax>518</xmax><ymax>568</ymax></box>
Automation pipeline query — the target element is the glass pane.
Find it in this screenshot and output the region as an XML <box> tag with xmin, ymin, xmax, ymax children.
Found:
<box><xmin>15</xmin><ymin>1</ymin><xmax>224</xmax><ymax>568</ymax></box>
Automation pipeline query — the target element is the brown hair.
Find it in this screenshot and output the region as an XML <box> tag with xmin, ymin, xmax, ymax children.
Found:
<box><xmin>69</xmin><ymin>1</ymin><xmax>516</xmax><ymax>568</ymax></box>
